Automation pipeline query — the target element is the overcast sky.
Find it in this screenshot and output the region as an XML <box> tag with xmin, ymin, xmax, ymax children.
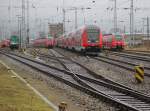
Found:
<box><xmin>0</xmin><ymin>0</ymin><xmax>150</xmax><ymax>38</ymax></box>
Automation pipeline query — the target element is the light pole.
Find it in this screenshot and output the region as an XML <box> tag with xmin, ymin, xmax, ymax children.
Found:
<box><xmin>81</xmin><ymin>7</ymin><xmax>91</xmax><ymax>25</ymax></box>
<box><xmin>142</xmin><ymin>17</ymin><xmax>150</xmax><ymax>47</ymax></box>
<box><xmin>62</xmin><ymin>0</ymin><xmax>66</xmax><ymax>34</ymax></box>
<box><xmin>32</xmin><ymin>4</ymin><xmax>38</xmax><ymax>38</ymax></box>
<box><xmin>123</xmin><ymin>0</ymin><xmax>134</xmax><ymax>47</ymax></box>
<box><xmin>21</xmin><ymin>0</ymin><xmax>26</xmax><ymax>48</ymax></box>
<box><xmin>75</xmin><ymin>7</ymin><xmax>77</xmax><ymax>29</ymax></box>
<box><xmin>114</xmin><ymin>0</ymin><xmax>117</xmax><ymax>34</ymax></box>
<box><xmin>63</xmin><ymin>9</ymin><xmax>66</xmax><ymax>34</ymax></box>
<box><xmin>119</xmin><ymin>21</ymin><xmax>125</xmax><ymax>33</ymax></box>
<box><xmin>16</xmin><ymin>15</ymin><xmax>22</xmax><ymax>50</ymax></box>
<box><xmin>64</xmin><ymin>7</ymin><xmax>91</xmax><ymax>31</ymax></box>
<box><xmin>44</xmin><ymin>18</ymin><xmax>51</xmax><ymax>37</ymax></box>
<box><xmin>62</xmin><ymin>0</ymin><xmax>91</xmax><ymax>32</ymax></box>
<box><xmin>27</xmin><ymin>0</ymin><xmax>30</xmax><ymax>44</ymax></box>
<box><xmin>19</xmin><ymin>18</ymin><xmax>22</xmax><ymax>50</ymax></box>
<box><xmin>142</xmin><ymin>18</ymin><xmax>145</xmax><ymax>35</ymax></box>
<box><xmin>108</xmin><ymin>0</ymin><xmax>117</xmax><ymax>34</ymax></box>
<box><xmin>74</xmin><ymin>7</ymin><xmax>91</xmax><ymax>29</ymax></box>
<box><xmin>8</xmin><ymin>0</ymin><xmax>11</xmax><ymax>38</ymax></box>
<box><xmin>130</xmin><ymin>0</ymin><xmax>134</xmax><ymax>46</ymax></box>
<box><xmin>147</xmin><ymin>17</ymin><xmax>149</xmax><ymax>39</ymax></box>
<box><xmin>147</xmin><ymin>17</ymin><xmax>150</xmax><ymax>48</ymax></box>
<box><xmin>1</xmin><ymin>20</ymin><xmax>5</xmax><ymax>40</ymax></box>
<box><xmin>16</xmin><ymin>15</ymin><xmax>21</xmax><ymax>35</ymax></box>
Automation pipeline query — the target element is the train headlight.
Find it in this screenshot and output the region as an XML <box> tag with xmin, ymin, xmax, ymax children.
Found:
<box><xmin>11</xmin><ymin>43</ymin><xmax>15</xmax><ymax>45</ymax></box>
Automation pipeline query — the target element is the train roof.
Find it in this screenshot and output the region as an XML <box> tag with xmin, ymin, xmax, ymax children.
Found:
<box><xmin>103</xmin><ymin>34</ymin><xmax>113</xmax><ymax>36</ymax></box>
<box><xmin>58</xmin><ymin>24</ymin><xmax>101</xmax><ymax>38</ymax></box>
<box><xmin>81</xmin><ymin>25</ymin><xmax>100</xmax><ymax>30</ymax></box>
<box><xmin>34</xmin><ymin>36</ymin><xmax>54</xmax><ymax>40</ymax></box>
<box><xmin>103</xmin><ymin>33</ymin><xmax>124</xmax><ymax>36</ymax></box>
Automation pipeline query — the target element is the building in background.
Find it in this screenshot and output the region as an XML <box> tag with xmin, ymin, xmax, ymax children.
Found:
<box><xmin>39</xmin><ymin>31</ymin><xmax>46</xmax><ymax>38</ymax></box>
<box><xmin>48</xmin><ymin>23</ymin><xmax>63</xmax><ymax>38</ymax></box>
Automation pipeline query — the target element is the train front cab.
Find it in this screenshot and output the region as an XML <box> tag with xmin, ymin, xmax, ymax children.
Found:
<box><xmin>46</xmin><ymin>38</ymin><xmax>54</xmax><ymax>49</ymax></box>
<box><xmin>113</xmin><ymin>34</ymin><xmax>125</xmax><ymax>51</ymax></box>
<box><xmin>81</xmin><ymin>27</ymin><xmax>103</xmax><ymax>54</ymax></box>
<box><xmin>10</xmin><ymin>36</ymin><xmax>19</xmax><ymax>50</ymax></box>
<box><xmin>10</xmin><ymin>44</ymin><xmax>19</xmax><ymax>49</ymax></box>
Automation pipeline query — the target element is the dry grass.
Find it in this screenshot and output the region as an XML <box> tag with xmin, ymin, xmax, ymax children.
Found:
<box><xmin>0</xmin><ymin>63</ymin><xmax>54</xmax><ymax>111</ymax></box>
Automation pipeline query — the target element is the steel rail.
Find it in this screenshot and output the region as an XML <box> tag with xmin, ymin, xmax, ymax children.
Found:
<box><xmin>110</xmin><ymin>52</ymin><xmax>150</xmax><ymax>62</ymax></box>
<box><xmin>48</xmin><ymin>49</ymin><xmax>150</xmax><ymax>111</ymax></box>
<box><xmin>0</xmin><ymin>51</ymin><xmax>144</xmax><ymax>111</ymax></box>
<box><xmin>93</xmin><ymin>55</ymin><xmax>150</xmax><ymax>77</ymax></box>
<box><xmin>1</xmin><ymin>51</ymin><xmax>150</xmax><ymax>110</ymax></box>
<box><xmin>51</xmin><ymin>49</ymin><xmax>150</xmax><ymax>91</ymax></box>
<box><xmin>124</xmin><ymin>50</ymin><xmax>150</xmax><ymax>57</ymax></box>
<box><xmin>125</xmin><ymin>50</ymin><xmax>150</xmax><ymax>53</ymax></box>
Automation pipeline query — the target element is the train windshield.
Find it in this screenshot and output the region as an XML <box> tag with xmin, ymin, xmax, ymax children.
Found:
<box><xmin>10</xmin><ymin>36</ymin><xmax>19</xmax><ymax>43</ymax></box>
<box><xmin>87</xmin><ymin>29</ymin><xmax>99</xmax><ymax>42</ymax></box>
<box><xmin>115</xmin><ymin>35</ymin><xmax>122</xmax><ymax>40</ymax></box>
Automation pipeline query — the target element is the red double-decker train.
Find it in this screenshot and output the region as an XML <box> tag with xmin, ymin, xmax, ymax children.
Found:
<box><xmin>0</xmin><ymin>39</ymin><xmax>10</xmax><ymax>48</ymax></box>
<box><xmin>33</xmin><ymin>37</ymin><xmax>54</xmax><ymax>48</ymax></box>
<box><xmin>103</xmin><ymin>34</ymin><xmax>125</xmax><ymax>50</ymax></box>
<box><xmin>56</xmin><ymin>25</ymin><xmax>103</xmax><ymax>54</ymax></box>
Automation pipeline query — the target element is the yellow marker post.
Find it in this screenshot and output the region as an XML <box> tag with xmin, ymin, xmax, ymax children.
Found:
<box><xmin>134</xmin><ymin>65</ymin><xmax>144</xmax><ymax>83</ymax></box>
<box><xmin>21</xmin><ymin>48</ymin><xmax>26</xmax><ymax>53</ymax></box>
<box><xmin>105</xmin><ymin>50</ymin><xmax>109</xmax><ymax>57</ymax></box>
<box><xmin>32</xmin><ymin>49</ymin><xmax>37</xmax><ymax>58</ymax></box>
<box><xmin>58</xmin><ymin>102</ymin><xmax>67</xmax><ymax>111</ymax></box>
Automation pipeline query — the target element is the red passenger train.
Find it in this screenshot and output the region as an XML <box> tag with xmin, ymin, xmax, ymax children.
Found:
<box><xmin>0</xmin><ymin>39</ymin><xmax>10</xmax><ymax>48</ymax></box>
<box><xmin>103</xmin><ymin>34</ymin><xmax>125</xmax><ymax>50</ymax></box>
<box><xmin>33</xmin><ymin>37</ymin><xmax>54</xmax><ymax>48</ymax></box>
<box><xmin>56</xmin><ymin>25</ymin><xmax>103</xmax><ymax>54</ymax></box>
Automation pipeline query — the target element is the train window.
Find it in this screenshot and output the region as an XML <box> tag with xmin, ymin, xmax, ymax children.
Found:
<box><xmin>107</xmin><ymin>37</ymin><xmax>112</xmax><ymax>42</ymax></box>
<box><xmin>10</xmin><ymin>36</ymin><xmax>19</xmax><ymax>43</ymax></box>
<box><xmin>87</xmin><ymin>29</ymin><xmax>99</xmax><ymax>42</ymax></box>
<box><xmin>115</xmin><ymin>35</ymin><xmax>122</xmax><ymax>40</ymax></box>
<box><xmin>103</xmin><ymin>36</ymin><xmax>112</xmax><ymax>42</ymax></box>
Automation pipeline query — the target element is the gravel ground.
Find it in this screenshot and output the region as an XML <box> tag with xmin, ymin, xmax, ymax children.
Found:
<box><xmin>108</xmin><ymin>52</ymin><xmax>150</xmax><ymax>67</ymax></box>
<box><xmin>54</xmin><ymin>48</ymin><xmax>150</xmax><ymax>95</ymax></box>
<box><xmin>125</xmin><ymin>47</ymin><xmax>150</xmax><ymax>52</ymax></box>
<box><xmin>109</xmin><ymin>54</ymin><xmax>150</xmax><ymax>67</ymax></box>
<box><xmin>23</xmin><ymin>48</ymin><xmax>65</xmax><ymax>70</ymax></box>
<box><xmin>0</xmin><ymin>53</ymin><xmax>117</xmax><ymax>111</ymax></box>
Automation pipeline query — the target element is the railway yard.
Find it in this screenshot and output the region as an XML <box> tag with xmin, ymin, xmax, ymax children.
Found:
<box><xmin>0</xmin><ymin>1</ymin><xmax>150</xmax><ymax>110</ymax></box>
<box><xmin>0</xmin><ymin>48</ymin><xmax>150</xmax><ymax>111</ymax></box>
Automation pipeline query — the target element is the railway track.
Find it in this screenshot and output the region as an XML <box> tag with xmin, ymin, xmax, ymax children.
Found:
<box><xmin>50</xmin><ymin>49</ymin><xmax>150</xmax><ymax>78</ymax></box>
<box><xmin>37</xmin><ymin>49</ymin><xmax>150</xmax><ymax>91</ymax></box>
<box><xmin>124</xmin><ymin>50</ymin><xmax>150</xmax><ymax>57</ymax></box>
<box><xmin>48</xmin><ymin>49</ymin><xmax>150</xmax><ymax>111</ymax></box>
<box><xmin>93</xmin><ymin>55</ymin><xmax>150</xmax><ymax>77</ymax></box>
<box><xmin>1</xmin><ymin>50</ymin><xmax>150</xmax><ymax>110</ymax></box>
<box><xmin>44</xmin><ymin>49</ymin><xmax>137</xmax><ymax>89</ymax></box>
<box><xmin>109</xmin><ymin>52</ymin><xmax>150</xmax><ymax>63</ymax></box>
<box><xmin>125</xmin><ymin>50</ymin><xmax>150</xmax><ymax>53</ymax></box>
